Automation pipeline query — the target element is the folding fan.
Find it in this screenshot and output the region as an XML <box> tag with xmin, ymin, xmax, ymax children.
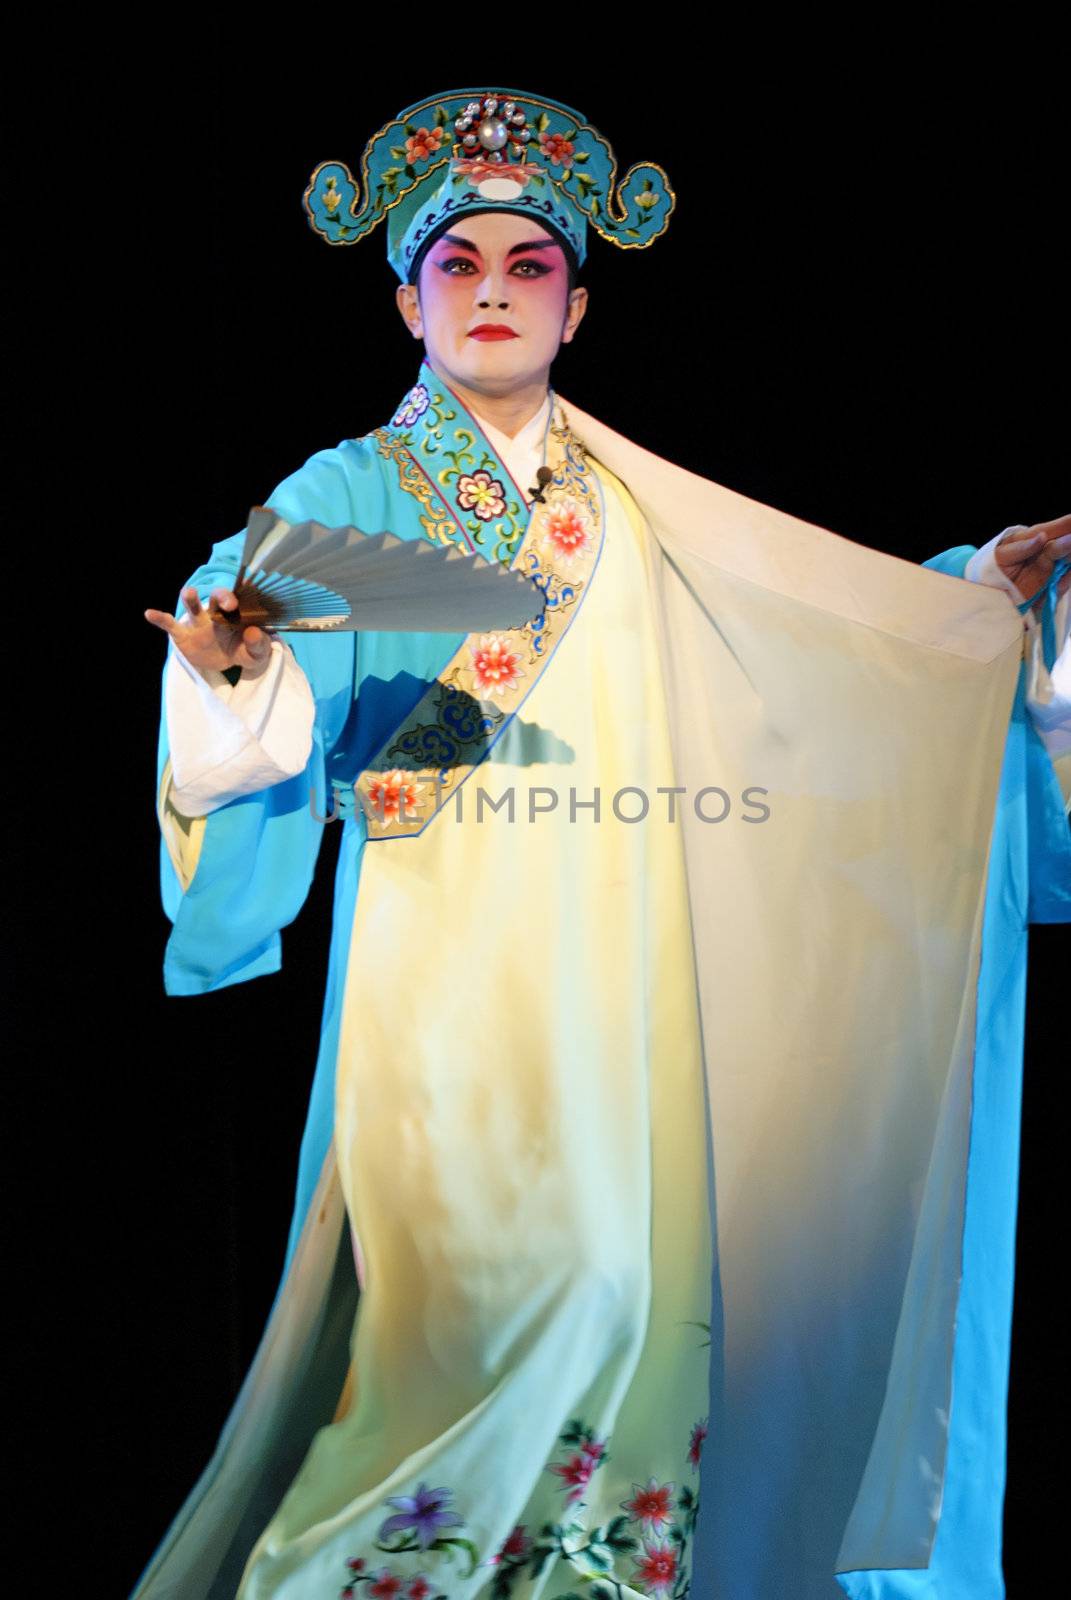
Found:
<box><xmin>206</xmin><ymin>506</ymin><xmax>547</xmax><ymax>635</ymax></box>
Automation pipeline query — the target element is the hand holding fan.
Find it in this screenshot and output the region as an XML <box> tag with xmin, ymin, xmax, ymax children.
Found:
<box><xmin>206</xmin><ymin>506</ymin><xmax>546</xmax><ymax>634</ymax></box>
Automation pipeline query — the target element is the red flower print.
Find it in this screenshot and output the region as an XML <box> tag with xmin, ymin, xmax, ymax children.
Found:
<box><xmin>549</xmin><ymin>1452</ymin><xmax>595</xmax><ymax>1506</ymax></box>
<box><xmin>364</xmin><ymin>769</ymin><xmax>426</xmax><ymax>828</ymax></box>
<box><xmin>688</xmin><ymin>1418</ymin><xmax>708</xmax><ymax>1470</ymax></box>
<box><xmin>456</xmin><ymin>469</ymin><xmax>507</xmax><ymax>522</ymax></box>
<box><xmin>497</xmin><ymin>1523</ymin><xmax>532</xmax><ymax>1561</ymax></box>
<box><xmin>541</xmin><ymin>498</ymin><xmax>590</xmax><ymax>565</ymax></box>
<box><xmin>405</xmin><ymin>126</ymin><xmax>444</xmax><ymax>164</ymax></box>
<box><xmin>539</xmin><ymin>132</ymin><xmax>576</xmax><ymax>167</ymax></box>
<box><xmin>631</xmin><ymin>1538</ymin><xmax>679</xmax><ymax>1597</ymax></box>
<box><xmin>345</xmin><ymin>1557</ymin><xmax>366</xmax><ymax>1572</ymax></box>
<box><xmin>621</xmin><ymin>1477</ymin><xmax>676</xmax><ymax>1536</ymax></box>
<box><xmin>406</xmin><ymin>1577</ymin><xmax>434</xmax><ymax>1600</ymax></box>
<box><xmin>580</xmin><ymin>1438</ymin><xmax>606</xmax><ymax>1465</ymax></box>
<box><xmin>469</xmin><ymin>634</ymin><xmax>525</xmax><ymax>699</ymax></box>
<box><xmin>368</xmin><ymin>1570</ymin><xmax>404</xmax><ymax>1600</ymax></box>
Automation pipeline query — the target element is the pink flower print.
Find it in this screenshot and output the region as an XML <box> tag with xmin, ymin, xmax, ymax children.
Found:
<box><xmin>469</xmin><ymin>634</ymin><xmax>525</xmax><ymax>698</ymax></box>
<box><xmin>548</xmin><ymin>1451</ymin><xmax>595</xmax><ymax>1506</ymax></box>
<box><xmin>406</xmin><ymin>1577</ymin><xmax>434</xmax><ymax>1600</ymax></box>
<box><xmin>345</xmin><ymin>1556</ymin><xmax>366</xmax><ymax>1572</ymax></box>
<box><xmin>456</xmin><ymin>469</ymin><xmax>507</xmax><ymax>522</ymax></box>
<box><xmin>580</xmin><ymin>1437</ymin><xmax>607</xmax><ymax>1466</ymax></box>
<box><xmin>541</xmin><ymin>498</ymin><xmax>590</xmax><ymax>565</ymax></box>
<box><xmin>365</xmin><ymin>769</ymin><xmax>426</xmax><ymax>828</ymax></box>
<box><xmin>621</xmin><ymin>1477</ymin><xmax>677</xmax><ymax>1537</ymax></box>
<box><xmin>688</xmin><ymin>1418</ymin><xmax>708</xmax><ymax>1470</ymax></box>
<box><xmin>631</xmin><ymin>1538</ymin><xmax>680</xmax><ymax>1597</ymax></box>
<box><xmin>378</xmin><ymin>1482</ymin><xmax>465</xmax><ymax>1550</ymax></box>
<box><xmin>539</xmin><ymin>132</ymin><xmax>576</xmax><ymax>167</ymax></box>
<box><xmin>405</xmin><ymin>126</ymin><xmax>444</xmax><ymax>164</ymax></box>
<box><xmin>368</xmin><ymin>1571</ymin><xmax>405</xmax><ymax>1600</ymax></box>
<box><xmin>456</xmin><ymin>158</ymin><xmax>532</xmax><ymax>188</ymax></box>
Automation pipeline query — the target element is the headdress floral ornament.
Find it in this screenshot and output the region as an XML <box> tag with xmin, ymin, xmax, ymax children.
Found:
<box><xmin>303</xmin><ymin>87</ymin><xmax>675</xmax><ymax>282</ymax></box>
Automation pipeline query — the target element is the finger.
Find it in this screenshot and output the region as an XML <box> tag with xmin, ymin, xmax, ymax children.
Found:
<box><xmin>997</xmin><ymin>529</ymin><xmax>1043</xmax><ymax>552</ymax></box>
<box><xmin>210</xmin><ymin>586</ymin><xmax>239</xmax><ymax>611</ymax></box>
<box><xmin>995</xmin><ymin>532</ymin><xmax>1042</xmax><ymax>568</ymax></box>
<box><xmin>238</xmin><ymin>627</ymin><xmax>272</xmax><ymax>666</ymax></box>
<box><xmin>1044</xmin><ymin>531</ymin><xmax>1071</xmax><ymax>557</ymax></box>
<box><xmin>180</xmin><ymin>585</ymin><xmax>204</xmax><ymax>619</ymax></box>
<box><xmin>144</xmin><ymin>608</ymin><xmax>178</xmax><ymax>633</ymax></box>
<box><xmin>1026</xmin><ymin>513</ymin><xmax>1071</xmax><ymax>539</ymax></box>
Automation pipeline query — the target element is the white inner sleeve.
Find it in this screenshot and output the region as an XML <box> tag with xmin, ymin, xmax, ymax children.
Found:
<box><xmin>165</xmin><ymin>635</ymin><xmax>315</xmax><ymax>817</ymax></box>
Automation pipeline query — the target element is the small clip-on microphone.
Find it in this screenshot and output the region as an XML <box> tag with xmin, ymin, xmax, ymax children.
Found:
<box><xmin>529</xmin><ymin>466</ymin><xmax>554</xmax><ymax>504</ymax></box>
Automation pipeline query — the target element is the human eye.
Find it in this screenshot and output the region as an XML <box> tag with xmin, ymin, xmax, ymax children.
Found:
<box><xmin>511</xmin><ymin>259</ymin><xmax>551</xmax><ymax>276</ymax></box>
<box><xmin>438</xmin><ymin>256</ymin><xmax>476</xmax><ymax>274</ymax></box>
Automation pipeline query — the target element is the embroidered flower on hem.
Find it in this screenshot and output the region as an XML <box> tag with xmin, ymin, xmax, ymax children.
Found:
<box><xmin>546</xmin><ymin>1423</ymin><xmax>611</xmax><ymax>1507</ymax></box>
<box><xmin>469</xmin><ymin>634</ymin><xmax>525</xmax><ymax>698</ymax></box>
<box><xmin>548</xmin><ymin>1451</ymin><xmax>593</xmax><ymax>1506</ymax></box>
<box><xmin>631</xmin><ymin>1537</ymin><xmax>680</xmax><ymax>1597</ymax></box>
<box><xmin>391</xmin><ymin>384</ymin><xmax>431</xmax><ymax>429</ymax></box>
<box><xmin>363</xmin><ymin>1569</ymin><xmax>404</xmax><ymax>1600</ymax></box>
<box><xmin>456</xmin><ymin>469</ymin><xmax>507</xmax><ymax>522</ymax></box>
<box><xmin>490</xmin><ymin>1523</ymin><xmax>533</xmax><ymax>1564</ymax></box>
<box><xmin>621</xmin><ymin>1477</ymin><xmax>677</xmax><ymax>1537</ymax></box>
<box><xmin>540</xmin><ymin>498</ymin><xmax>591</xmax><ymax>565</ymax></box>
<box><xmin>378</xmin><ymin>1482</ymin><xmax>466</xmax><ymax>1550</ymax></box>
<box><xmin>687</xmin><ymin>1418</ymin><xmax>708</xmax><ymax>1470</ymax></box>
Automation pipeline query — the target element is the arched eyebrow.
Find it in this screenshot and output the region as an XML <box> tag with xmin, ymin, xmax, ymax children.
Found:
<box><xmin>434</xmin><ymin>233</ymin><xmax>562</xmax><ymax>258</ymax></box>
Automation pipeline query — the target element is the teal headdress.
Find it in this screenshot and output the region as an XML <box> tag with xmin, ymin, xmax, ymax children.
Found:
<box><xmin>303</xmin><ymin>87</ymin><xmax>675</xmax><ymax>283</ymax></box>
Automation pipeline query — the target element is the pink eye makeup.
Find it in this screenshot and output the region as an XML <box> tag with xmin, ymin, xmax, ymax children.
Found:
<box><xmin>435</xmin><ymin>255</ymin><xmax>555</xmax><ymax>277</ymax></box>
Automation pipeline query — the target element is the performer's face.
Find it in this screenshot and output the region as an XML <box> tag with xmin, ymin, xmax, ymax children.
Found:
<box><xmin>395</xmin><ymin>212</ymin><xmax>588</xmax><ymax>400</ymax></box>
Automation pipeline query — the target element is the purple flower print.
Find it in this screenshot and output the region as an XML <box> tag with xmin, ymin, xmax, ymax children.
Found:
<box><xmin>391</xmin><ymin>384</ymin><xmax>430</xmax><ymax>429</ymax></box>
<box><xmin>378</xmin><ymin>1482</ymin><xmax>466</xmax><ymax>1549</ymax></box>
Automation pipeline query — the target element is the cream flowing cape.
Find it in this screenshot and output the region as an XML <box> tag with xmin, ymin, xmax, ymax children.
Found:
<box><xmin>558</xmin><ymin>398</ymin><xmax>1023</xmax><ymax>1576</ymax></box>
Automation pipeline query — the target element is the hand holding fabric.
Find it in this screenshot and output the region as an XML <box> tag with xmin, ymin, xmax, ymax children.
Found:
<box><xmin>993</xmin><ymin>514</ymin><xmax>1071</xmax><ymax>606</ymax></box>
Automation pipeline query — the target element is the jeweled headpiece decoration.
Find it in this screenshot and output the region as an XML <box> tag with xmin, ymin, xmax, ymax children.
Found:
<box><xmin>303</xmin><ymin>87</ymin><xmax>675</xmax><ymax>283</ymax></box>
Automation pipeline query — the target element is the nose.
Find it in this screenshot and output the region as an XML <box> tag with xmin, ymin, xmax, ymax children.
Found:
<box><xmin>475</xmin><ymin>262</ymin><xmax>510</xmax><ymax>309</ymax></box>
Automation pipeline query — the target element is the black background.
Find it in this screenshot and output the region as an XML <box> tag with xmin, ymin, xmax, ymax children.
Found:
<box><xmin>29</xmin><ymin>36</ymin><xmax>1065</xmax><ymax>1597</ymax></box>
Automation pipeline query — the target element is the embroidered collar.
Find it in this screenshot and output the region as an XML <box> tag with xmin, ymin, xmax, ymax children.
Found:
<box><xmin>349</xmin><ymin>367</ymin><xmax>607</xmax><ymax>841</ymax></box>
<box><xmin>374</xmin><ymin>359</ymin><xmax>556</xmax><ymax>568</ymax></box>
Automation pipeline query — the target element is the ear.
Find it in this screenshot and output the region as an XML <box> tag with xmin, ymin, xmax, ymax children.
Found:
<box><xmin>396</xmin><ymin>282</ymin><xmax>424</xmax><ymax>340</ymax></box>
<box><xmin>560</xmin><ymin>286</ymin><xmax>589</xmax><ymax>346</ymax></box>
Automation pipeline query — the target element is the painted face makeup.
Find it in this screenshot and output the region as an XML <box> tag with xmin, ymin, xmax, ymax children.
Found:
<box><xmin>411</xmin><ymin>211</ymin><xmax>583</xmax><ymax>402</ymax></box>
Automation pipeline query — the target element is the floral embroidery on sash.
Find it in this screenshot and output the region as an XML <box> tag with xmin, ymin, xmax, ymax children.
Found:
<box><xmin>353</xmin><ymin>374</ymin><xmax>604</xmax><ymax>842</ymax></box>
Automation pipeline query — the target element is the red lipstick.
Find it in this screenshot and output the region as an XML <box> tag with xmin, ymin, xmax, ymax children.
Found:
<box><xmin>468</xmin><ymin>324</ymin><xmax>519</xmax><ymax>340</ymax></box>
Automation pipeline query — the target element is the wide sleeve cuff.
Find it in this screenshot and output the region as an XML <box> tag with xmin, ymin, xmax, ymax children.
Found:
<box><xmin>165</xmin><ymin>637</ymin><xmax>316</xmax><ymax>817</ymax></box>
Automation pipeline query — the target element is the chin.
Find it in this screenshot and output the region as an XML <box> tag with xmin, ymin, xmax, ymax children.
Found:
<box><xmin>459</xmin><ymin>345</ymin><xmax>534</xmax><ymax>385</ymax></box>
